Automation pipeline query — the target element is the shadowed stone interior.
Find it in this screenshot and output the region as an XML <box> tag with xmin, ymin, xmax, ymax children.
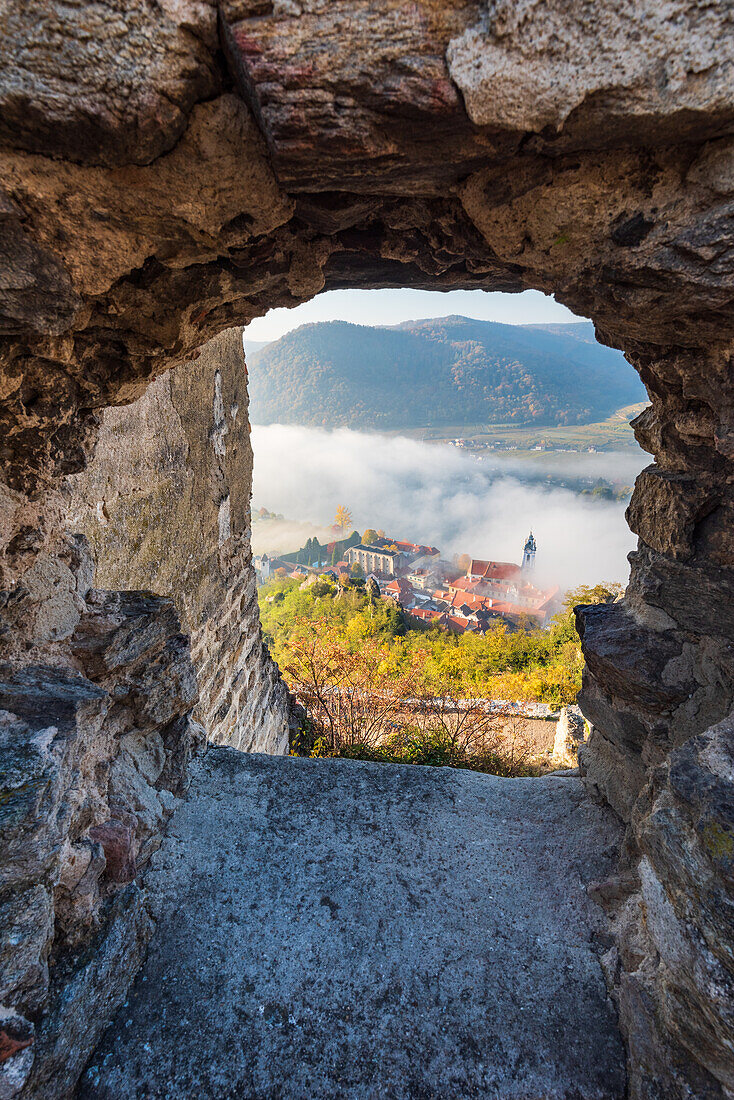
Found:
<box><xmin>0</xmin><ymin>2</ymin><xmax>733</xmax><ymax>1097</ymax></box>
<box><xmin>67</xmin><ymin>328</ymin><xmax>289</xmax><ymax>757</ymax></box>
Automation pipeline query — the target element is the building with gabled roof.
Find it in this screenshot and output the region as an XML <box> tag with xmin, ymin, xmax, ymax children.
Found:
<box><xmin>407</xmin><ymin>607</ymin><xmax>443</xmax><ymax>626</ymax></box>
<box><xmin>346</xmin><ymin>543</ymin><xmax>405</xmax><ymax>577</ymax></box>
<box><xmin>390</xmin><ymin>539</ymin><xmax>440</xmax><ymax>559</ymax></box>
<box><xmin>468</xmin><ymin>559</ymin><xmax>522</xmax><ymax>582</ymax></box>
<box><xmin>382</xmin><ymin>577</ymin><xmax>415</xmax><ymax>607</ymax></box>
<box><xmin>447</xmin><ymin>576</ymin><xmax>485</xmax><ymax>595</ymax></box>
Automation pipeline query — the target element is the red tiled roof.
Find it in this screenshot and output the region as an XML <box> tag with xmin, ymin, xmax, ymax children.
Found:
<box><xmin>449</xmin><ymin>592</ymin><xmax>487</xmax><ymax>612</ymax></box>
<box><xmin>468</xmin><ymin>559</ymin><xmax>521</xmax><ymax>582</ymax></box>
<box><xmin>448</xmin><ymin>576</ymin><xmax>484</xmax><ymax>593</ymax></box>
<box><xmin>533</xmin><ymin>585</ymin><xmax>561</xmax><ymax>610</ymax></box>
<box><xmin>392</xmin><ymin>540</ymin><xmax>439</xmax><ymax>556</ymax></box>
<box><xmin>491</xmin><ymin>601</ymin><xmax>547</xmax><ymax>620</ymax></box>
<box><xmin>384</xmin><ymin>577</ymin><xmax>413</xmax><ymax>596</ymax></box>
<box><xmin>440</xmin><ymin>614</ymin><xmax>482</xmax><ymax>634</ymax></box>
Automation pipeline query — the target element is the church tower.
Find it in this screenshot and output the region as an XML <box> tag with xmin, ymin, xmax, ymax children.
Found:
<box><xmin>522</xmin><ymin>531</ymin><xmax>536</xmax><ymax>571</ymax></box>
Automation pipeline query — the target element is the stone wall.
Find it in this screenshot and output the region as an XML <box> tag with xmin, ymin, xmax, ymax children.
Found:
<box><xmin>573</xmin><ymin>339</ymin><xmax>734</xmax><ymax>1097</ymax></box>
<box><xmin>1</xmin><ymin>326</ymin><xmax>288</xmax><ymax>1098</ymax></box>
<box><xmin>68</xmin><ymin>328</ymin><xmax>289</xmax><ymax>756</ymax></box>
<box><xmin>1</xmin><ymin>2</ymin><xmax>733</xmax><ymax>1097</ymax></box>
<box><xmin>1</xmin><ymin>590</ymin><xmax>200</xmax><ymax>1099</ymax></box>
<box><xmin>589</xmin><ymin>718</ymin><xmax>734</xmax><ymax>1100</ymax></box>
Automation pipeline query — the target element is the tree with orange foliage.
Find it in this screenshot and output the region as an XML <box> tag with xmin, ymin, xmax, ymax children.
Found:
<box><xmin>283</xmin><ymin>622</ymin><xmax>536</xmax><ymax>774</ymax></box>
<box><xmin>283</xmin><ymin>624</ymin><xmax>419</xmax><ymax>752</ymax></box>
<box><xmin>456</xmin><ymin>553</ymin><xmax>472</xmax><ymax>573</ymax></box>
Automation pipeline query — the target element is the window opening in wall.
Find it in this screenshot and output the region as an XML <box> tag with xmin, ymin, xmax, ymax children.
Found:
<box><xmin>246</xmin><ymin>287</ymin><xmax>649</xmax><ymax>772</ymax></box>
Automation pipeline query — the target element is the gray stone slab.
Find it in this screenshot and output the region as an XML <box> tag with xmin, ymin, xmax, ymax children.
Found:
<box><xmin>78</xmin><ymin>749</ymin><xmax>626</xmax><ymax>1099</ymax></box>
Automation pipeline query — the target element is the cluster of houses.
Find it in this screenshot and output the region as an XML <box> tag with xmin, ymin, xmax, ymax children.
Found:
<box><xmin>255</xmin><ymin>530</ymin><xmax>560</xmax><ymax>634</ymax></box>
<box><xmin>448</xmin><ymin>437</ymin><xmax>600</xmax><ymax>454</ymax></box>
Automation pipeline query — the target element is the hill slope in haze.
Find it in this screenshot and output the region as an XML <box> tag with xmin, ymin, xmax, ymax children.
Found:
<box><xmin>247</xmin><ymin>317</ymin><xmax>646</xmax><ymax>430</ymax></box>
<box><xmin>243</xmin><ymin>337</ymin><xmax>271</xmax><ymax>358</ymax></box>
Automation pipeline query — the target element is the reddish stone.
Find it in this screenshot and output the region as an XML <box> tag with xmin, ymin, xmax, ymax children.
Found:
<box><xmin>89</xmin><ymin>819</ymin><xmax>136</xmax><ymax>884</ymax></box>
<box><xmin>0</xmin><ymin>1030</ymin><xmax>33</xmax><ymax>1063</ymax></box>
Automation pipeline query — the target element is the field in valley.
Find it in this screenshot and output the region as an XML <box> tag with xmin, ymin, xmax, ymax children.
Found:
<box><xmin>398</xmin><ymin>402</ymin><xmax>648</xmax><ymax>452</ymax></box>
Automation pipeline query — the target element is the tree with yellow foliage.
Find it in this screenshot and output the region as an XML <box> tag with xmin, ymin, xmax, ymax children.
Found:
<box><xmin>335</xmin><ymin>505</ymin><xmax>353</xmax><ymax>533</ymax></box>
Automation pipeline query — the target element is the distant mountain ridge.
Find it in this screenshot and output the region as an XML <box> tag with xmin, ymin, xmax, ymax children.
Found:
<box><xmin>522</xmin><ymin>321</ymin><xmax>598</xmax><ymax>343</ymax></box>
<box><xmin>247</xmin><ymin>316</ymin><xmax>646</xmax><ymax>430</ymax></box>
<box><xmin>243</xmin><ymin>338</ymin><xmax>271</xmax><ymax>358</ymax></box>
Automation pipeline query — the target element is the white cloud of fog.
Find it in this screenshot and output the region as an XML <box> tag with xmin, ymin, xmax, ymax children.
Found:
<box><xmin>491</xmin><ymin>449</ymin><xmax>646</xmax><ymax>485</ymax></box>
<box><xmin>251</xmin><ymin>518</ymin><xmax>335</xmax><ymax>558</ymax></box>
<box><xmin>252</xmin><ymin>425</ymin><xmax>646</xmax><ymax>590</ymax></box>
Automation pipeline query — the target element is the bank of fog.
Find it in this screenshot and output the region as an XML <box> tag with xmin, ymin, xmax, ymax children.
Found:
<box><xmin>251</xmin><ymin>425</ymin><xmax>641</xmax><ymax>590</ymax></box>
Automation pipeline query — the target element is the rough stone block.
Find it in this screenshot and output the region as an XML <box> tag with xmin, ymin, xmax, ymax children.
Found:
<box><xmin>552</xmin><ymin>704</ymin><xmax>587</xmax><ymax>767</ymax></box>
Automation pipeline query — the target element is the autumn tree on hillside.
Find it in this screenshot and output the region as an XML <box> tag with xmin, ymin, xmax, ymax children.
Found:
<box><xmin>335</xmin><ymin>505</ymin><xmax>353</xmax><ymax>533</ymax></box>
<box><xmin>362</xmin><ymin>528</ymin><xmax>379</xmax><ymax>545</ymax></box>
<box><xmin>258</xmin><ymin>573</ymin><xmax>625</xmax><ymax>714</ymax></box>
<box><xmin>283</xmin><ymin>626</ymin><xmax>536</xmax><ymax>774</ymax></box>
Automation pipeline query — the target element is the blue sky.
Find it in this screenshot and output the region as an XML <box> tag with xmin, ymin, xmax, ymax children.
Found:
<box><xmin>244</xmin><ymin>288</ymin><xmax>581</xmax><ymax>343</ymax></box>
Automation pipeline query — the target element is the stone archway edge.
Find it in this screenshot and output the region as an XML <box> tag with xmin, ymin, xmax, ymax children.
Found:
<box><xmin>0</xmin><ymin>3</ymin><xmax>733</xmax><ymax>1098</ymax></box>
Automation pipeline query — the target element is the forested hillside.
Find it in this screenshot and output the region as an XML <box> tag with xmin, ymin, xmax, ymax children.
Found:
<box><xmin>247</xmin><ymin>316</ymin><xmax>646</xmax><ymax>429</ymax></box>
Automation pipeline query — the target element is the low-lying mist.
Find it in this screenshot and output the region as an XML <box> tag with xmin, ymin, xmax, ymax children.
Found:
<box><xmin>251</xmin><ymin>425</ymin><xmax>647</xmax><ymax>590</ymax></box>
<box><xmin>251</xmin><ymin>518</ymin><xmax>336</xmax><ymax>558</ymax></box>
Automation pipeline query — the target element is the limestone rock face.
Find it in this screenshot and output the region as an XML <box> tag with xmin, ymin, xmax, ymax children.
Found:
<box><xmin>0</xmin><ymin>2</ymin><xmax>732</xmax><ymax>1097</ymax></box>
<box><xmin>68</xmin><ymin>328</ymin><xmax>289</xmax><ymax>755</ymax></box>
<box><xmin>447</xmin><ymin>0</ymin><xmax>733</xmax><ymax>135</ymax></box>
<box><xmin>0</xmin><ymin>591</ymin><xmax>199</xmax><ymax>1099</ymax></box>
<box><xmin>633</xmin><ymin>722</ymin><xmax>734</xmax><ymax>1097</ymax></box>
<box><xmin>591</xmin><ymin>717</ymin><xmax>734</xmax><ymax>1099</ymax></box>
<box><xmin>0</xmin><ymin>0</ymin><xmax>221</xmax><ymax>166</ymax></box>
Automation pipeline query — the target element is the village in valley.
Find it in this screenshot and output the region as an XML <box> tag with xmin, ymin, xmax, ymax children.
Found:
<box><xmin>254</xmin><ymin>508</ymin><xmax>561</xmax><ymax>635</ymax></box>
